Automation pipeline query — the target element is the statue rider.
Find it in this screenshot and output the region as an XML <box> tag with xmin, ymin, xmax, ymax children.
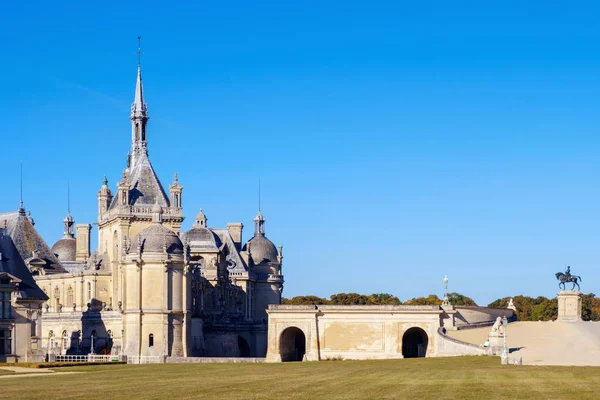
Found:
<box><xmin>565</xmin><ymin>266</ymin><xmax>571</xmax><ymax>278</ymax></box>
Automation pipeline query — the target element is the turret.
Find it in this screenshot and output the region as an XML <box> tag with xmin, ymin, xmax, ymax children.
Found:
<box><xmin>169</xmin><ymin>172</ymin><xmax>183</xmax><ymax>209</ymax></box>
<box><xmin>97</xmin><ymin>176</ymin><xmax>113</xmax><ymax>220</ymax></box>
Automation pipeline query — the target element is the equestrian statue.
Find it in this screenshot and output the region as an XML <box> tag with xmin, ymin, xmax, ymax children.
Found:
<box><xmin>555</xmin><ymin>266</ymin><xmax>582</xmax><ymax>291</ymax></box>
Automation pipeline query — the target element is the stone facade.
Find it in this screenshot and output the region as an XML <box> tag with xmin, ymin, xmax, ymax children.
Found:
<box><xmin>23</xmin><ymin>59</ymin><xmax>284</xmax><ymax>360</ymax></box>
<box><xmin>0</xmin><ymin>224</ymin><xmax>46</xmax><ymax>362</ymax></box>
<box><xmin>265</xmin><ymin>304</ymin><xmax>512</xmax><ymax>362</ymax></box>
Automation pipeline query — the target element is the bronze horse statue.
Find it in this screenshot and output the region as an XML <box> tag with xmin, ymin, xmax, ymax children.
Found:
<box><xmin>555</xmin><ymin>272</ymin><xmax>582</xmax><ymax>291</ymax></box>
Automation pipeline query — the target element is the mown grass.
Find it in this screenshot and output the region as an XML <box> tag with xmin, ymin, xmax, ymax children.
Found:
<box><xmin>3</xmin><ymin>356</ymin><xmax>600</xmax><ymax>400</ymax></box>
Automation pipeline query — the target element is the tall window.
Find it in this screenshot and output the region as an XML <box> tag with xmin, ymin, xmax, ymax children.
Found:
<box><xmin>0</xmin><ymin>329</ymin><xmax>11</xmax><ymax>355</ymax></box>
<box><xmin>149</xmin><ymin>334</ymin><xmax>154</xmax><ymax>347</ymax></box>
<box><xmin>0</xmin><ymin>292</ymin><xmax>10</xmax><ymax>319</ymax></box>
<box><xmin>67</xmin><ymin>287</ymin><xmax>74</xmax><ymax>307</ymax></box>
<box><xmin>87</xmin><ymin>282</ymin><xmax>91</xmax><ymax>301</ymax></box>
<box><xmin>62</xmin><ymin>331</ymin><xmax>68</xmax><ymax>354</ymax></box>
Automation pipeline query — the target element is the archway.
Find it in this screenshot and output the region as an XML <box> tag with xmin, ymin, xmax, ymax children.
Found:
<box><xmin>238</xmin><ymin>336</ymin><xmax>250</xmax><ymax>358</ymax></box>
<box><xmin>402</xmin><ymin>327</ymin><xmax>428</xmax><ymax>358</ymax></box>
<box><xmin>279</xmin><ymin>327</ymin><xmax>306</xmax><ymax>362</ymax></box>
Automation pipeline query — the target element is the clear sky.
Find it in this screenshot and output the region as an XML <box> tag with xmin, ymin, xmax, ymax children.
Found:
<box><xmin>1</xmin><ymin>1</ymin><xmax>599</xmax><ymax>305</ymax></box>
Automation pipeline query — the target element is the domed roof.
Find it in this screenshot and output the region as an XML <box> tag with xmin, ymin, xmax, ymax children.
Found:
<box><xmin>243</xmin><ymin>235</ymin><xmax>278</xmax><ymax>264</ymax></box>
<box><xmin>185</xmin><ymin>226</ymin><xmax>221</xmax><ymax>249</ymax></box>
<box><xmin>51</xmin><ymin>236</ymin><xmax>77</xmax><ymax>262</ymax></box>
<box><xmin>132</xmin><ymin>224</ymin><xmax>183</xmax><ymax>255</ymax></box>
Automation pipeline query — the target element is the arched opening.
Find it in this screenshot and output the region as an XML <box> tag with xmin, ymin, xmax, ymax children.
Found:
<box><xmin>279</xmin><ymin>327</ymin><xmax>306</xmax><ymax>362</ymax></box>
<box><xmin>149</xmin><ymin>334</ymin><xmax>154</xmax><ymax>347</ymax></box>
<box><xmin>402</xmin><ymin>327</ymin><xmax>428</xmax><ymax>358</ymax></box>
<box><xmin>238</xmin><ymin>336</ymin><xmax>250</xmax><ymax>358</ymax></box>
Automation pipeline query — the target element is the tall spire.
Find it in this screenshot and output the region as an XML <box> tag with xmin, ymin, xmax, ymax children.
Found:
<box><xmin>18</xmin><ymin>162</ymin><xmax>25</xmax><ymax>215</ymax></box>
<box><xmin>63</xmin><ymin>181</ymin><xmax>74</xmax><ymax>237</ymax></box>
<box><xmin>129</xmin><ymin>35</ymin><xmax>149</xmax><ymax>169</ymax></box>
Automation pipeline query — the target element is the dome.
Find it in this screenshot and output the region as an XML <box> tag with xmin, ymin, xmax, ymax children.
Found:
<box><xmin>185</xmin><ymin>226</ymin><xmax>221</xmax><ymax>249</ymax></box>
<box><xmin>132</xmin><ymin>224</ymin><xmax>183</xmax><ymax>255</ymax></box>
<box><xmin>51</xmin><ymin>236</ymin><xmax>77</xmax><ymax>261</ymax></box>
<box><xmin>243</xmin><ymin>235</ymin><xmax>278</xmax><ymax>264</ymax></box>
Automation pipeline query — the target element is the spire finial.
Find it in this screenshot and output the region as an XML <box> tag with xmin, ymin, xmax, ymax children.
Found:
<box><xmin>137</xmin><ymin>36</ymin><xmax>143</xmax><ymax>67</ymax></box>
<box><xmin>19</xmin><ymin>162</ymin><xmax>24</xmax><ymax>213</ymax></box>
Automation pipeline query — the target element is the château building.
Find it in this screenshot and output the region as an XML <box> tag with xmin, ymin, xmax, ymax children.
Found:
<box><xmin>4</xmin><ymin>58</ymin><xmax>284</xmax><ymax>359</ymax></box>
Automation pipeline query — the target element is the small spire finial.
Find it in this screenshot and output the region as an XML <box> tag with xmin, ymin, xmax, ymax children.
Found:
<box><xmin>19</xmin><ymin>162</ymin><xmax>24</xmax><ymax>211</ymax></box>
<box><xmin>137</xmin><ymin>36</ymin><xmax>143</xmax><ymax>67</ymax></box>
<box><xmin>174</xmin><ymin>172</ymin><xmax>178</xmax><ymax>183</ymax></box>
<box><xmin>102</xmin><ymin>176</ymin><xmax>108</xmax><ymax>186</ymax></box>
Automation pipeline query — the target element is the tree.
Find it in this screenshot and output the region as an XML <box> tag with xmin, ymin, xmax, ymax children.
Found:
<box><xmin>282</xmin><ymin>296</ymin><xmax>329</xmax><ymax>305</ymax></box>
<box><xmin>366</xmin><ymin>293</ymin><xmax>402</xmax><ymax>305</ymax></box>
<box><xmin>446</xmin><ymin>292</ymin><xmax>477</xmax><ymax>306</ymax></box>
<box><xmin>329</xmin><ymin>293</ymin><xmax>370</xmax><ymax>305</ymax></box>
<box><xmin>404</xmin><ymin>294</ymin><xmax>442</xmax><ymax>306</ymax></box>
<box><xmin>530</xmin><ymin>298</ymin><xmax>558</xmax><ymax>321</ymax></box>
<box><xmin>581</xmin><ymin>293</ymin><xmax>600</xmax><ymax>321</ymax></box>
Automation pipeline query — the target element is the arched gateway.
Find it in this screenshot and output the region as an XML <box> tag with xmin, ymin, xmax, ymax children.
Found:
<box><xmin>279</xmin><ymin>327</ymin><xmax>306</xmax><ymax>362</ymax></box>
<box><xmin>402</xmin><ymin>327</ymin><xmax>428</xmax><ymax>358</ymax></box>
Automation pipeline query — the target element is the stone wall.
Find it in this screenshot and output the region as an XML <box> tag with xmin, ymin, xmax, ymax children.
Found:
<box><xmin>454</xmin><ymin>307</ymin><xmax>514</xmax><ymax>328</ymax></box>
<box><xmin>266</xmin><ymin>305</ymin><xmax>444</xmax><ymax>362</ymax></box>
<box><xmin>435</xmin><ymin>328</ymin><xmax>488</xmax><ymax>357</ymax></box>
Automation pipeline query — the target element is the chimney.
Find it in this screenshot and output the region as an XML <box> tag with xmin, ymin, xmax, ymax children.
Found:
<box><xmin>75</xmin><ymin>224</ymin><xmax>91</xmax><ymax>262</ymax></box>
<box><xmin>227</xmin><ymin>223</ymin><xmax>243</xmax><ymax>251</ymax></box>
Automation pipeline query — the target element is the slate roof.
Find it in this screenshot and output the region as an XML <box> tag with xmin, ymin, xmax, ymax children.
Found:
<box><xmin>109</xmin><ymin>153</ymin><xmax>170</xmax><ymax>209</ymax></box>
<box><xmin>0</xmin><ymin>210</ymin><xmax>67</xmax><ymax>274</ymax></box>
<box><xmin>0</xmin><ymin>230</ymin><xmax>48</xmax><ymax>300</ymax></box>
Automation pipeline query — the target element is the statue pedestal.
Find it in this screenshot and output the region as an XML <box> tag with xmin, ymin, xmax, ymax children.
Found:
<box><xmin>487</xmin><ymin>332</ymin><xmax>504</xmax><ymax>356</ymax></box>
<box><xmin>557</xmin><ymin>290</ymin><xmax>582</xmax><ymax>322</ymax></box>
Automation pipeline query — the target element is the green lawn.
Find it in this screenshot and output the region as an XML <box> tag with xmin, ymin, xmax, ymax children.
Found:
<box><xmin>3</xmin><ymin>357</ymin><xmax>599</xmax><ymax>400</ymax></box>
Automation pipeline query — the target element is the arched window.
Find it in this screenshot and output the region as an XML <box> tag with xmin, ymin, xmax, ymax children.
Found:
<box><xmin>149</xmin><ymin>334</ymin><xmax>154</xmax><ymax>347</ymax></box>
<box><xmin>67</xmin><ymin>286</ymin><xmax>73</xmax><ymax>306</ymax></box>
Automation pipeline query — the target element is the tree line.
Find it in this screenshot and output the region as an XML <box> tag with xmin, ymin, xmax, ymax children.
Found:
<box><xmin>282</xmin><ymin>292</ymin><xmax>600</xmax><ymax>321</ymax></box>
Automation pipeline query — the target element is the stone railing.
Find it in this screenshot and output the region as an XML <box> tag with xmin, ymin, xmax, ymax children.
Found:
<box><xmin>435</xmin><ymin>327</ymin><xmax>488</xmax><ymax>357</ymax></box>
<box><xmin>100</xmin><ymin>205</ymin><xmax>183</xmax><ymax>221</ymax></box>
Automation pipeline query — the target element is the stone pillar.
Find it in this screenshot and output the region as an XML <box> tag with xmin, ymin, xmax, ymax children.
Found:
<box><xmin>75</xmin><ymin>224</ymin><xmax>91</xmax><ymax>262</ymax></box>
<box><xmin>557</xmin><ymin>290</ymin><xmax>582</xmax><ymax>321</ymax></box>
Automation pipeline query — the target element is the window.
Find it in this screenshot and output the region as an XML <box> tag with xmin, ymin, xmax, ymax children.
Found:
<box><xmin>67</xmin><ymin>287</ymin><xmax>73</xmax><ymax>306</ymax></box>
<box><xmin>87</xmin><ymin>283</ymin><xmax>91</xmax><ymax>301</ymax></box>
<box><xmin>62</xmin><ymin>331</ymin><xmax>68</xmax><ymax>354</ymax></box>
<box><xmin>0</xmin><ymin>291</ymin><xmax>11</xmax><ymax>319</ymax></box>
<box><xmin>149</xmin><ymin>334</ymin><xmax>154</xmax><ymax>347</ymax></box>
<box><xmin>0</xmin><ymin>329</ymin><xmax>11</xmax><ymax>355</ymax></box>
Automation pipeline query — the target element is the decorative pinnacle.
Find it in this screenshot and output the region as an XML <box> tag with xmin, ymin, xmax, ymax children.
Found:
<box><xmin>137</xmin><ymin>36</ymin><xmax>143</xmax><ymax>66</ymax></box>
<box><xmin>102</xmin><ymin>176</ymin><xmax>108</xmax><ymax>186</ymax></box>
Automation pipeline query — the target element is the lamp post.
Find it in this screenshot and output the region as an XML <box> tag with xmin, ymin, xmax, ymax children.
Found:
<box><xmin>442</xmin><ymin>275</ymin><xmax>449</xmax><ymax>306</ymax></box>
<box><xmin>90</xmin><ymin>334</ymin><xmax>95</xmax><ymax>355</ymax></box>
<box><xmin>501</xmin><ymin>315</ymin><xmax>508</xmax><ymax>364</ymax></box>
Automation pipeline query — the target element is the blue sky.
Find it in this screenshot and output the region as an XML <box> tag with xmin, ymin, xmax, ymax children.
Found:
<box><xmin>1</xmin><ymin>2</ymin><xmax>599</xmax><ymax>305</ymax></box>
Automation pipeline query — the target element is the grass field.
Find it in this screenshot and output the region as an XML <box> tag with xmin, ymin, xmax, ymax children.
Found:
<box><xmin>2</xmin><ymin>356</ymin><xmax>600</xmax><ymax>400</ymax></box>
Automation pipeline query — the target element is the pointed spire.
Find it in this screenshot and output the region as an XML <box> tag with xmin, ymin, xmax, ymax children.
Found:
<box><xmin>63</xmin><ymin>182</ymin><xmax>74</xmax><ymax>237</ymax></box>
<box><xmin>19</xmin><ymin>162</ymin><xmax>25</xmax><ymax>215</ymax></box>
<box><xmin>130</xmin><ymin>36</ymin><xmax>149</xmax><ymax>169</ymax></box>
<box><xmin>132</xmin><ymin>36</ymin><xmax>146</xmax><ymax>115</ymax></box>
